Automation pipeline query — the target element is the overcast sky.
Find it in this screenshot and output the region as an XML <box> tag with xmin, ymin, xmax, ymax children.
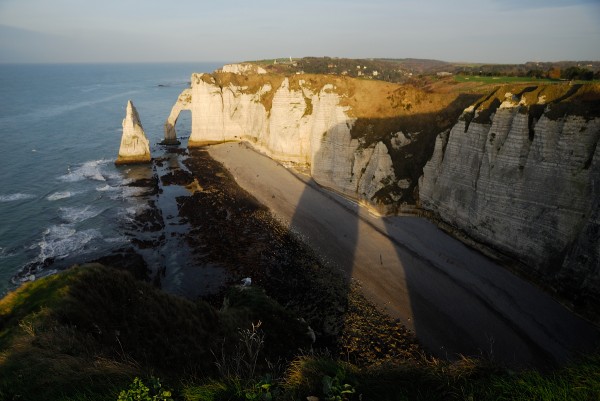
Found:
<box><xmin>0</xmin><ymin>0</ymin><xmax>599</xmax><ymax>64</ymax></box>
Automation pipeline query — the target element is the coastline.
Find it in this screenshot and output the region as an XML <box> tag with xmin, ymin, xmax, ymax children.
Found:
<box><xmin>4</xmin><ymin>139</ymin><xmax>596</xmax><ymax>369</ymax></box>
<box><xmin>2</xmin><ymin>138</ymin><xmax>600</xmax><ymax>399</ymax></box>
<box><xmin>114</xmin><ymin>144</ymin><xmax>422</xmax><ymax>363</ymax></box>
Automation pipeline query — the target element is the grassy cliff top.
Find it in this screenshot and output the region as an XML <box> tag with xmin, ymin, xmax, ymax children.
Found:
<box><xmin>192</xmin><ymin>70</ymin><xmax>600</xmax><ymax>205</ymax></box>
<box><xmin>194</xmin><ymin>70</ymin><xmax>489</xmax><ymax>119</ymax></box>
<box><xmin>468</xmin><ymin>83</ymin><xmax>600</xmax><ymax>124</ymax></box>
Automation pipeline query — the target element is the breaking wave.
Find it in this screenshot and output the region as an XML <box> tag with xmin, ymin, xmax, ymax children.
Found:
<box><xmin>58</xmin><ymin>205</ymin><xmax>103</xmax><ymax>224</ymax></box>
<box><xmin>47</xmin><ymin>191</ymin><xmax>83</xmax><ymax>201</ymax></box>
<box><xmin>59</xmin><ymin>159</ymin><xmax>111</xmax><ymax>183</ymax></box>
<box><xmin>96</xmin><ymin>184</ymin><xmax>119</xmax><ymax>192</ymax></box>
<box><xmin>36</xmin><ymin>225</ymin><xmax>102</xmax><ymax>262</ymax></box>
<box><xmin>0</xmin><ymin>193</ymin><xmax>36</xmax><ymax>203</ymax></box>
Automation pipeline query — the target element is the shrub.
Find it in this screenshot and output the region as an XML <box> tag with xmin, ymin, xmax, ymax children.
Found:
<box><xmin>117</xmin><ymin>377</ymin><xmax>173</xmax><ymax>401</ymax></box>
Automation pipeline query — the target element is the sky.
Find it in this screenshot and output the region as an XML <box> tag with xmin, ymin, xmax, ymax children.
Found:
<box><xmin>0</xmin><ymin>0</ymin><xmax>599</xmax><ymax>64</ymax></box>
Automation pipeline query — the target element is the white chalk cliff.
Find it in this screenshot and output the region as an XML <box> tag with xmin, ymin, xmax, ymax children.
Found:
<box><xmin>220</xmin><ymin>63</ymin><xmax>267</xmax><ymax>75</ymax></box>
<box><xmin>116</xmin><ymin>100</ymin><xmax>151</xmax><ymax>165</ymax></box>
<box><xmin>168</xmin><ymin>73</ymin><xmax>396</xmax><ymax>211</ymax></box>
<box><xmin>164</xmin><ymin>89</ymin><xmax>192</xmax><ymax>144</ymax></box>
<box><xmin>419</xmin><ymin>87</ymin><xmax>600</xmax><ymax>303</ymax></box>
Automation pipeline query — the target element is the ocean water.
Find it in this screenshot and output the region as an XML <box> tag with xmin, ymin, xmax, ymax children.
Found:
<box><xmin>0</xmin><ymin>62</ymin><xmax>223</xmax><ymax>295</ymax></box>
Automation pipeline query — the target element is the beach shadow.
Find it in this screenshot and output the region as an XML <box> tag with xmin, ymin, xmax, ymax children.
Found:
<box><xmin>285</xmin><ymin>106</ymin><xmax>600</xmax><ymax>368</ymax></box>
<box><xmin>165</xmin><ymin>92</ymin><xmax>600</xmax><ymax>368</ymax></box>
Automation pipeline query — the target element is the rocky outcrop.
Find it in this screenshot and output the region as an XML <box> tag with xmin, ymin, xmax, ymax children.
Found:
<box><xmin>116</xmin><ymin>100</ymin><xmax>151</xmax><ymax>165</ymax></box>
<box><xmin>164</xmin><ymin>70</ymin><xmax>482</xmax><ymax>212</ymax></box>
<box><xmin>163</xmin><ymin>89</ymin><xmax>191</xmax><ymax>145</ymax></box>
<box><xmin>419</xmin><ymin>85</ymin><xmax>600</xmax><ymax>308</ymax></box>
<box><xmin>220</xmin><ymin>63</ymin><xmax>267</xmax><ymax>75</ymax></box>
<box><xmin>176</xmin><ymin>73</ymin><xmax>398</xmax><ymax>211</ymax></box>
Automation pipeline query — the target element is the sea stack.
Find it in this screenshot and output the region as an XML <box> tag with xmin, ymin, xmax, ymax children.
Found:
<box><xmin>115</xmin><ymin>100</ymin><xmax>151</xmax><ymax>165</ymax></box>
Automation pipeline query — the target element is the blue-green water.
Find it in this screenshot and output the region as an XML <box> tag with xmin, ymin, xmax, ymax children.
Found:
<box><xmin>0</xmin><ymin>62</ymin><xmax>223</xmax><ymax>295</ymax></box>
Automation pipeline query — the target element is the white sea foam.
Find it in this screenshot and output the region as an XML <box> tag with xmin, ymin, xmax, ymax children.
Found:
<box><xmin>59</xmin><ymin>159</ymin><xmax>110</xmax><ymax>183</ymax></box>
<box><xmin>59</xmin><ymin>205</ymin><xmax>103</xmax><ymax>224</ymax></box>
<box><xmin>37</xmin><ymin>225</ymin><xmax>101</xmax><ymax>261</ymax></box>
<box><xmin>104</xmin><ymin>236</ymin><xmax>129</xmax><ymax>244</ymax></box>
<box><xmin>107</xmin><ymin>185</ymin><xmax>151</xmax><ymax>200</ymax></box>
<box><xmin>118</xmin><ymin>204</ymin><xmax>150</xmax><ymax>222</ymax></box>
<box><xmin>122</xmin><ymin>186</ymin><xmax>150</xmax><ymax>198</ymax></box>
<box><xmin>47</xmin><ymin>191</ymin><xmax>82</xmax><ymax>201</ymax></box>
<box><xmin>96</xmin><ymin>184</ymin><xmax>116</xmax><ymax>192</ymax></box>
<box><xmin>106</xmin><ymin>172</ymin><xmax>129</xmax><ymax>182</ymax></box>
<box><xmin>0</xmin><ymin>193</ymin><xmax>36</xmax><ymax>202</ymax></box>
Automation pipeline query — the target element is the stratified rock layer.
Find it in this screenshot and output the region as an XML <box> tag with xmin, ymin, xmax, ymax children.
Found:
<box><xmin>419</xmin><ymin>85</ymin><xmax>600</xmax><ymax>309</ymax></box>
<box><xmin>116</xmin><ymin>100</ymin><xmax>151</xmax><ymax>165</ymax></box>
<box><xmin>167</xmin><ymin>71</ymin><xmax>476</xmax><ymax>212</ymax></box>
<box><xmin>179</xmin><ymin>74</ymin><xmax>396</xmax><ymax>212</ymax></box>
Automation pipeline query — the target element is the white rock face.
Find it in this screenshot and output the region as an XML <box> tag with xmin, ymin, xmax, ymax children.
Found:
<box><xmin>163</xmin><ymin>89</ymin><xmax>192</xmax><ymax>144</ymax></box>
<box><xmin>220</xmin><ymin>63</ymin><xmax>267</xmax><ymax>75</ymax></box>
<box><xmin>176</xmin><ymin>74</ymin><xmax>396</xmax><ymax>209</ymax></box>
<box><xmin>420</xmin><ymin>100</ymin><xmax>600</xmax><ymax>292</ymax></box>
<box><xmin>116</xmin><ymin>100</ymin><xmax>151</xmax><ymax>165</ymax></box>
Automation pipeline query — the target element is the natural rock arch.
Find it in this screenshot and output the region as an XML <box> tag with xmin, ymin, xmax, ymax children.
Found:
<box><xmin>163</xmin><ymin>88</ymin><xmax>192</xmax><ymax>145</ymax></box>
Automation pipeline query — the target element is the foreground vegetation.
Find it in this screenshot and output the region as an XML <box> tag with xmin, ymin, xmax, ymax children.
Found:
<box><xmin>0</xmin><ymin>264</ymin><xmax>598</xmax><ymax>400</ymax></box>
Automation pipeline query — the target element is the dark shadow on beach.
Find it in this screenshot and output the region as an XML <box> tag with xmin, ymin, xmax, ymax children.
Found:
<box><xmin>283</xmin><ymin>110</ymin><xmax>600</xmax><ymax>368</ymax></box>
<box><xmin>155</xmin><ymin>93</ymin><xmax>600</xmax><ymax>368</ymax></box>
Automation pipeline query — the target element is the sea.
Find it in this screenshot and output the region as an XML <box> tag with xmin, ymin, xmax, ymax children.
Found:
<box><xmin>0</xmin><ymin>62</ymin><xmax>224</xmax><ymax>296</ymax></box>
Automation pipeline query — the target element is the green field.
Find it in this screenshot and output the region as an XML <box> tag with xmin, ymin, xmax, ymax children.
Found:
<box><xmin>454</xmin><ymin>75</ymin><xmax>558</xmax><ymax>84</ymax></box>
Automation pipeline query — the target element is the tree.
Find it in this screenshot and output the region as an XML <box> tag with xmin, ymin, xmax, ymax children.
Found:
<box><xmin>562</xmin><ymin>66</ymin><xmax>594</xmax><ymax>81</ymax></box>
<box><xmin>548</xmin><ymin>67</ymin><xmax>561</xmax><ymax>79</ymax></box>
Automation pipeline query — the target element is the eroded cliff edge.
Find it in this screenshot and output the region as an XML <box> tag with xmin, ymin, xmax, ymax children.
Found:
<box><xmin>420</xmin><ymin>84</ymin><xmax>600</xmax><ymax>317</ymax></box>
<box><xmin>167</xmin><ymin>70</ymin><xmax>477</xmax><ymax>213</ymax></box>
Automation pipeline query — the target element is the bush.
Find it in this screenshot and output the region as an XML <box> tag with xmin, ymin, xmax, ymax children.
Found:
<box><xmin>220</xmin><ymin>286</ymin><xmax>312</xmax><ymax>362</ymax></box>
<box><xmin>117</xmin><ymin>377</ymin><xmax>173</xmax><ymax>401</ymax></box>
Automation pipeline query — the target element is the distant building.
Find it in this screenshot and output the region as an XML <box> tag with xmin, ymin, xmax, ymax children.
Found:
<box><xmin>372</xmin><ymin>70</ymin><xmax>379</xmax><ymax>77</ymax></box>
<box><xmin>436</xmin><ymin>72</ymin><xmax>453</xmax><ymax>77</ymax></box>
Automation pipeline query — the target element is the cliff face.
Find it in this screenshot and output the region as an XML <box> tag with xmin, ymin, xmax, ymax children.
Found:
<box><xmin>186</xmin><ymin>74</ymin><xmax>397</xmax><ymax>208</ymax></box>
<box><xmin>164</xmin><ymin>89</ymin><xmax>191</xmax><ymax>144</ymax></box>
<box><xmin>419</xmin><ymin>85</ymin><xmax>600</xmax><ymax>310</ymax></box>
<box><xmin>168</xmin><ymin>69</ymin><xmax>474</xmax><ymax>212</ymax></box>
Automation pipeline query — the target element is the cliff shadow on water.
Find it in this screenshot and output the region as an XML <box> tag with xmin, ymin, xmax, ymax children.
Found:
<box><xmin>288</xmin><ymin>112</ymin><xmax>600</xmax><ymax>369</ymax></box>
